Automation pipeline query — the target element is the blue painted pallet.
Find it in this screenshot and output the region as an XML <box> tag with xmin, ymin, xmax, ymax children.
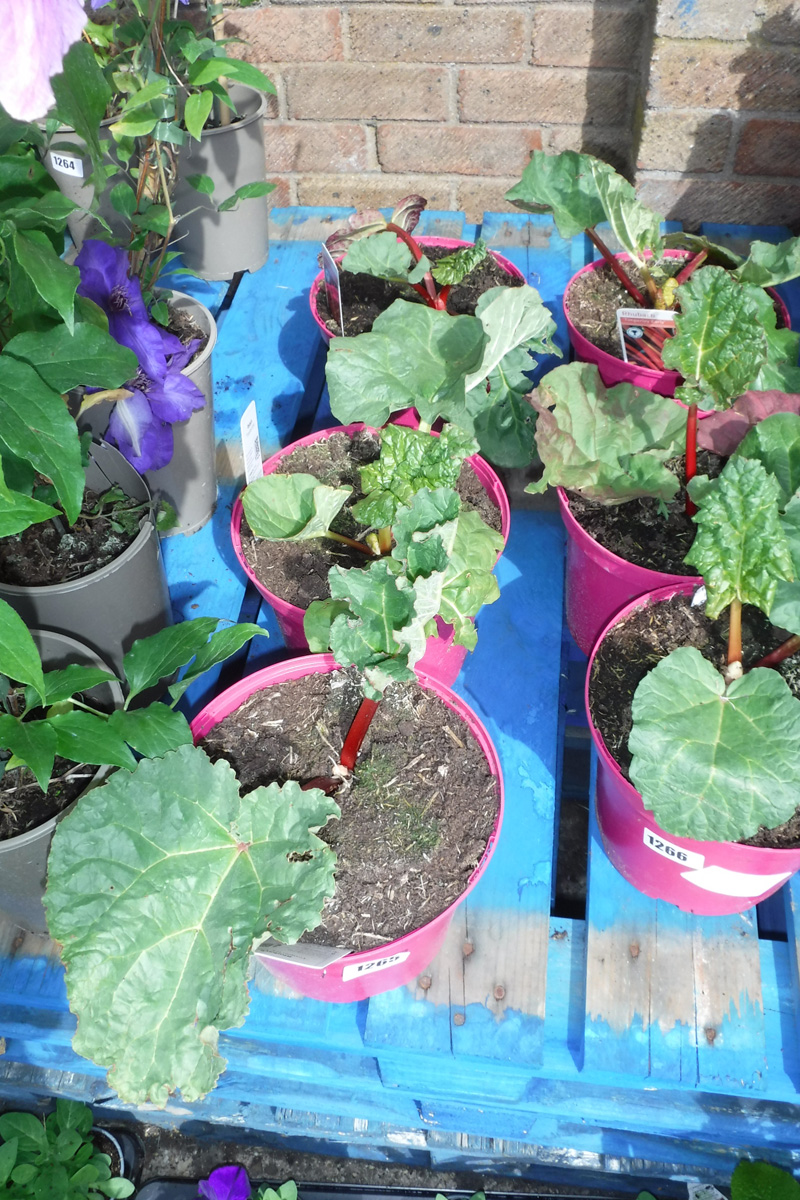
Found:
<box><xmin>3</xmin><ymin>211</ymin><xmax>800</xmax><ymax>1190</ymax></box>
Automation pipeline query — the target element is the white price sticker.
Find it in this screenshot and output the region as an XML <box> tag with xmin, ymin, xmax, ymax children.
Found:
<box><xmin>49</xmin><ymin>151</ymin><xmax>84</xmax><ymax>179</ymax></box>
<box><xmin>240</xmin><ymin>400</ymin><xmax>263</xmax><ymax>485</ymax></box>
<box><xmin>342</xmin><ymin>951</ymin><xmax>409</xmax><ymax>982</ymax></box>
<box><xmin>643</xmin><ymin>827</ymin><xmax>704</xmax><ymax>871</ymax></box>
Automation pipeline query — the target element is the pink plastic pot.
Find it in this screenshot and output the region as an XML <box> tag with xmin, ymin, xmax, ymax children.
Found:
<box><xmin>587</xmin><ymin>582</ymin><xmax>800</xmax><ymax>915</ymax></box>
<box><xmin>191</xmin><ymin>652</ymin><xmax>504</xmax><ymax>1001</ymax></box>
<box><xmin>310</xmin><ymin>237</ymin><xmax>526</xmax><ymax>343</ymax></box>
<box><xmin>231</xmin><ymin>424</ymin><xmax>510</xmax><ymax>686</ymax></box>
<box><xmin>565</xmin><ymin>251</ymin><xmax>791</xmax><ymax>397</ymax></box>
<box><xmin>557</xmin><ymin>487</ymin><xmax>697</xmax><ymax>657</ymax></box>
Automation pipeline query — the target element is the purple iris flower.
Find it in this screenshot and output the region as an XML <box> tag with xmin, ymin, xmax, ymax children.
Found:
<box><xmin>197</xmin><ymin>1165</ymin><xmax>252</xmax><ymax>1200</ymax></box>
<box><xmin>76</xmin><ymin>240</ymin><xmax>205</xmax><ymax>473</ymax></box>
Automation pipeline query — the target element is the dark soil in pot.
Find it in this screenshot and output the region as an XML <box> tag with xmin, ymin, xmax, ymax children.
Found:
<box><xmin>198</xmin><ymin>667</ymin><xmax>498</xmax><ymax>949</ymax></box>
<box><xmin>240</xmin><ymin>429</ymin><xmax>502</xmax><ymax>610</ymax></box>
<box><xmin>565</xmin><ymin>449</ymin><xmax>721</xmax><ymax>574</ymax></box>
<box><xmin>0</xmin><ymin>757</ymin><xmax>97</xmax><ymax>840</ymax></box>
<box><xmin>317</xmin><ymin>243</ymin><xmax>524</xmax><ymax>337</ymax></box>
<box><xmin>165</xmin><ymin>303</ymin><xmax>208</xmax><ymax>360</ymax></box>
<box><xmin>588</xmin><ymin>590</ymin><xmax>800</xmax><ymax>849</ymax></box>
<box><xmin>0</xmin><ymin>488</ymin><xmax>145</xmax><ymax>586</ymax></box>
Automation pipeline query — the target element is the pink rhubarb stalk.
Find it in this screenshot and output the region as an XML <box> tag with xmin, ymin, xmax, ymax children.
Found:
<box><xmin>685</xmin><ymin>403</ymin><xmax>698</xmax><ymax>518</ymax></box>
<box><xmin>340</xmin><ymin>697</ymin><xmax>381</xmax><ymax>770</ymax></box>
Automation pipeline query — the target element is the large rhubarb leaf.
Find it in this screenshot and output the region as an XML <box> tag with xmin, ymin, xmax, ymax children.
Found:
<box><xmin>589</xmin><ymin>159</ymin><xmax>663</xmax><ymax>265</ymax></box>
<box><xmin>684</xmin><ymin>457</ymin><xmax>793</xmax><ymax>619</ymax></box>
<box><xmin>663</xmin><ymin>268</ymin><xmax>772</xmax><ymax>409</ymax></box>
<box><xmin>750</xmin><ymin>326</ymin><xmax>800</xmax><ymax>394</ymax></box>
<box><xmin>472</xmin><ymin>368</ymin><xmax>537</xmax><ymax>468</ymax></box>
<box><xmin>438</xmin><ymin>510</ymin><xmax>503</xmax><ymax>649</ymax></box>
<box><xmin>770</xmin><ymin>495</ymin><xmax>800</xmax><ymax>635</ymax></box>
<box><xmin>326</xmin><ymin>558</ymin><xmax>421</xmax><ymax>697</ymax></box>
<box><xmin>342</xmin><ymin>232</ymin><xmax>417</xmax><ymax>283</ymax></box>
<box><xmin>527</xmin><ymin>362</ymin><xmax>685</xmax><ymax>502</ymax></box>
<box><xmin>326</xmin><ymin>300</ymin><xmax>487</xmax><ymax>430</ymax></box>
<box><xmin>351</xmin><ymin>424</ymin><xmax>478</xmax><ymax>528</ymax></box>
<box><xmin>698</xmin><ymin>390</ymin><xmax>800</xmax><ymax>457</ymax></box>
<box><xmin>505</xmin><ymin>150</ymin><xmax>608</xmax><ymax>239</ymax></box>
<box><xmin>629</xmin><ymin>647</ymin><xmax>800</xmax><ymax>841</ymax></box>
<box><xmin>734</xmin><ymin>236</ymin><xmax>800</xmax><ymax>288</ymax></box>
<box><xmin>242</xmin><ymin>473</ymin><xmax>352</xmax><ymax>541</ymax></box>
<box><xmin>733</xmin><ymin>411</ymin><xmax>800</xmax><ymax>509</ymax></box>
<box><xmin>465</xmin><ymin>285</ymin><xmax>559</xmax><ymax>392</ymax></box>
<box><xmin>45</xmin><ymin>746</ymin><xmax>339</xmax><ymax>1106</ymax></box>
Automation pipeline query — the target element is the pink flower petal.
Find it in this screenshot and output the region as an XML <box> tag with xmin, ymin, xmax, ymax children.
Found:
<box><xmin>0</xmin><ymin>0</ymin><xmax>87</xmax><ymax>121</ymax></box>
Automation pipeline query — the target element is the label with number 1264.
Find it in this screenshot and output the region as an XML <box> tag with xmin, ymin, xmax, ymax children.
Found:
<box><xmin>643</xmin><ymin>827</ymin><xmax>704</xmax><ymax>871</ymax></box>
<box><xmin>49</xmin><ymin>151</ymin><xmax>84</xmax><ymax>179</ymax></box>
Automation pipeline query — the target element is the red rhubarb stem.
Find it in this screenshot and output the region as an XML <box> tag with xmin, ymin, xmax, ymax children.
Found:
<box><xmin>586</xmin><ymin>228</ymin><xmax>647</xmax><ymax>307</ymax></box>
<box><xmin>340</xmin><ymin>697</ymin><xmax>380</xmax><ymax>770</ymax></box>
<box><xmin>685</xmin><ymin>403</ymin><xmax>698</xmax><ymax>518</ymax></box>
<box><xmin>755</xmin><ymin>634</ymin><xmax>800</xmax><ymax>670</ymax></box>
<box><xmin>387</xmin><ymin>221</ymin><xmax>439</xmax><ymax>307</ymax></box>
<box><xmin>675</xmin><ymin>250</ymin><xmax>708</xmax><ymax>286</ymax></box>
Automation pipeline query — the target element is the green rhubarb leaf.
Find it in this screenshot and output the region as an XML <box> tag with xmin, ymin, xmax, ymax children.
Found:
<box><xmin>430</xmin><ymin>239</ymin><xmax>488</xmax><ymax>286</ymax></box>
<box><xmin>45</xmin><ymin>746</ymin><xmax>338</xmax><ymax>1106</ymax></box>
<box><xmin>752</xmin><ymin>326</ymin><xmax>800</xmax><ymax>394</ymax></box>
<box><xmin>390</xmin><ymin>486</ymin><xmax>461</xmax><ymax>559</ymax></box>
<box><xmin>527</xmin><ymin>361</ymin><xmax>685</xmax><ymax>502</ymax></box>
<box><xmin>731</xmin><ymin>1160</ymin><xmax>800</xmax><ymax>1200</ymax></box>
<box><xmin>770</xmin><ymin>495</ymin><xmax>800</xmax><ymax>635</ymax></box>
<box><xmin>505</xmin><ymin>150</ymin><xmax>608</xmax><ymax>239</ymax></box>
<box><xmin>0</xmin><ymin>714</ymin><xmax>56</xmax><ymax>793</ymax></box>
<box><xmin>107</xmin><ymin>704</ymin><xmax>193</xmax><ymax>759</ymax></box>
<box><xmin>733</xmin><ymin>411</ymin><xmax>800</xmax><ymax>509</ymax></box>
<box><xmin>0</xmin><ymin>598</ymin><xmax>45</xmax><ymax>703</ymax></box>
<box><xmin>465</xmin><ymin>284</ymin><xmax>559</xmax><ymax>394</ymax></box>
<box><xmin>438</xmin><ymin>509</ymin><xmax>503</xmax><ymax>648</ymax></box>
<box><xmin>734</xmin><ymin>236</ymin><xmax>800</xmax><ymax>288</ymax></box>
<box><xmin>473</xmin><ymin>377</ymin><xmax>536</xmax><ymax>469</ymax></box>
<box><xmin>4</xmin><ymin>322</ymin><xmax>138</xmax><ymax>392</ymax></box>
<box><xmin>342</xmin><ymin>231</ymin><xmax>415</xmax><ymax>282</ymax></box>
<box><xmin>588</xmin><ymin>158</ymin><xmax>663</xmax><ymax>265</ymax></box>
<box><xmin>663</xmin><ymin>267</ymin><xmax>772</xmax><ymax>409</ymax></box>
<box><xmin>304</xmin><ymin>598</ymin><xmax>351</xmax><ymax>653</ymax></box>
<box><xmin>241</xmin><ymin>473</ymin><xmax>352</xmax><ymax>542</ymax></box>
<box><xmin>684</xmin><ymin>456</ymin><xmax>794</xmax><ymax>618</ymax></box>
<box><xmin>326</xmin><ymin>299</ymin><xmax>488</xmax><ymax>430</ymax></box>
<box><xmin>122</xmin><ymin>618</ymin><xmax>220</xmax><ymax>702</ymax></box>
<box><xmin>351</xmin><ymin>424</ymin><xmax>478</xmax><ymax>528</ymax></box>
<box><xmin>629</xmin><ymin>647</ymin><xmax>800</xmax><ymax>842</ymax></box>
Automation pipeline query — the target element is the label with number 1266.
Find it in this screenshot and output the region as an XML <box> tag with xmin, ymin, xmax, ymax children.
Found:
<box><xmin>643</xmin><ymin>827</ymin><xmax>704</xmax><ymax>871</ymax></box>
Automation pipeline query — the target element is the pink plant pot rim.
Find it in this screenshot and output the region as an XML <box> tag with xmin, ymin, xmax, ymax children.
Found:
<box><xmin>231</xmin><ymin>424</ymin><xmax>510</xmax><ymax>652</ymax></box>
<box><xmin>190</xmin><ymin>652</ymin><xmax>504</xmax><ymax>974</ymax></box>
<box><xmin>564</xmin><ymin>250</ymin><xmax>791</xmax><ymax>399</ymax></box>
<box><xmin>585</xmin><ymin>581</ymin><xmax>800</xmax><ymax>889</ymax></box>
<box><xmin>310</xmin><ymin>236</ymin><xmax>526</xmax><ymax>344</ymax></box>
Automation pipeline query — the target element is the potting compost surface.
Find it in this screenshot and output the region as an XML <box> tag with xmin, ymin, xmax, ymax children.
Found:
<box><xmin>588</xmin><ymin>591</ymin><xmax>800</xmax><ymax>849</ymax></box>
<box><xmin>316</xmin><ymin>244</ymin><xmax>523</xmax><ymax>336</ymax></box>
<box><xmin>0</xmin><ymin>757</ymin><xmax>93</xmax><ymax>840</ymax></box>
<box><xmin>198</xmin><ymin>668</ymin><xmax>499</xmax><ymax>949</ymax></box>
<box><xmin>565</xmin><ymin>450</ymin><xmax>720</xmax><ymax>574</ymax></box>
<box><xmin>566</xmin><ymin>256</ymin><xmax>686</xmax><ymax>358</ymax></box>
<box><xmin>240</xmin><ymin>429</ymin><xmax>502</xmax><ymax>610</ymax></box>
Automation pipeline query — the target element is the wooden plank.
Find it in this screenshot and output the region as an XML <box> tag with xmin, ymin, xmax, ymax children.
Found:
<box><xmin>364</xmin><ymin>512</ymin><xmax>564</xmax><ymax>1071</ymax></box>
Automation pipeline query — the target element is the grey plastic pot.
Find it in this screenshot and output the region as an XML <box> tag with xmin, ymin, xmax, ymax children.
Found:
<box><xmin>0</xmin><ymin>441</ymin><xmax>172</xmax><ymax>679</ymax></box>
<box><xmin>41</xmin><ymin>120</ymin><xmax>128</xmax><ymax>249</ymax></box>
<box><xmin>171</xmin><ymin>82</ymin><xmax>270</xmax><ymax>280</ymax></box>
<box><xmin>0</xmin><ymin>630</ymin><xmax>123</xmax><ymax>935</ymax></box>
<box><xmin>144</xmin><ymin>291</ymin><xmax>218</xmax><ymax>536</ymax></box>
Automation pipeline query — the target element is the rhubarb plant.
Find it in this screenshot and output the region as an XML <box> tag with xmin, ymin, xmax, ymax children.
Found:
<box><xmin>325</xmin><ymin>287</ymin><xmax>560</xmax><ymax>467</ymax></box>
<box><xmin>44</xmin><ymin>745</ymin><xmax>339</xmax><ymax>1106</ymax></box>
<box><xmin>324</xmin><ymin>195</ymin><xmax>491</xmax><ymax>311</ymax></box>
<box><xmin>525</xmin><ymin>361</ymin><xmax>686</xmax><ymax>503</ymax></box>
<box><xmin>627</xmin><ymin>455</ymin><xmax>800</xmax><ymax>842</ymax></box>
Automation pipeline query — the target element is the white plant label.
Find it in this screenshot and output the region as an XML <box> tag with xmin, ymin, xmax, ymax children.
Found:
<box><xmin>681</xmin><ymin>863</ymin><xmax>792</xmax><ymax>897</ymax></box>
<box><xmin>643</xmin><ymin>827</ymin><xmax>704</xmax><ymax>871</ymax></box>
<box><xmin>254</xmin><ymin>938</ymin><xmax>350</xmax><ymax>970</ymax></box>
<box><xmin>240</xmin><ymin>400</ymin><xmax>263</xmax><ymax>485</ymax></box>
<box><xmin>342</xmin><ymin>951</ymin><xmax>410</xmax><ymax>982</ymax></box>
<box><xmin>320</xmin><ymin>243</ymin><xmax>345</xmax><ymax>334</ymax></box>
<box><xmin>49</xmin><ymin>151</ymin><xmax>83</xmax><ymax>179</ymax></box>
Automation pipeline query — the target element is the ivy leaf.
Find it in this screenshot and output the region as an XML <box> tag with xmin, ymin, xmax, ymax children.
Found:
<box><xmin>45</xmin><ymin>746</ymin><xmax>338</xmax><ymax>1105</ymax></box>
<box><xmin>0</xmin><ymin>597</ymin><xmax>45</xmax><ymax>703</ymax></box>
<box><xmin>734</xmin><ymin>236</ymin><xmax>800</xmax><ymax>288</ymax></box>
<box><xmin>342</xmin><ymin>231</ymin><xmax>414</xmax><ymax>282</ymax></box>
<box><xmin>527</xmin><ymin>362</ymin><xmax>686</xmax><ymax>502</ymax></box>
<box><xmin>4</xmin><ymin>323</ymin><xmax>137</xmax><ymax>392</ymax></box>
<box><xmin>241</xmin><ymin>473</ymin><xmax>352</xmax><ymax>541</ymax></box>
<box><xmin>0</xmin><ymin>714</ymin><xmax>56</xmax><ymax>793</ymax></box>
<box><xmin>684</xmin><ymin>457</ymin><xmax>794</xmax><ymax>618</ymax></box>
<box><xmin>733</xmin><ymin>411</ymin><xmax>800</xmax><ymax>509</ymax></box>
<box><xmin>430</xmin><ymin>239</ymin><xmax>488</xmax><ymax>286</ymax></box>
<box><xmin>663</xmin><ymin>268</ymin><xmax>772</xmax><ymax>409</ymax></box>
<box><xmin>629</xmin><ymin>647</ymin><xmax>800</xmax><ymax>842</ymax></box>
<box><xmin>326</xmin><ymin>299</ymin><xmax>487</xmax><ymax>430</ymax></box>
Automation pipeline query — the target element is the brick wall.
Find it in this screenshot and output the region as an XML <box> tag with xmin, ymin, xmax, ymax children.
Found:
<box><xmin>223</xmin><ymin>0</ymin><xmax>800</xmax><ymax>230</ymax></box>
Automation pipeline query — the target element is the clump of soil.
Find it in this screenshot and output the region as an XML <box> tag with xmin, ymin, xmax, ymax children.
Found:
<box><xmin>565</xmin><ymin>448</ymin><xmax>723</xmax><ymax>575</ymax></box>
<box><xmin>199</xmin><ymin>667</ymin><xmax>499</xmax><ymax>948</ymax></box>
<box><xmin>588</xmin><ymin>591</ymin><xmax>800</xmax><ymax>849</ymax></box>
<box><xmin>165</xmin><ymin>303</ymin><xmax>208</xmax><ymax>362</ymax></box>
<box><xmin>0</xmin><ymin>757</ymin><xmax>98</xmax><ymax>841</ymax></box>
<box><xmin>0</xmin><ymin>488</ymin><xmax>143</xmax><ymax>587</ymax></box>
<box><xmin>316</xmin><ymin>243</ymin><xmax>523</xmax><ymax>337</ymax></box>
<box><xmin>239</xmin><ymin>428</ymin><xmax>502</xmax><ymax>611</ymax></box>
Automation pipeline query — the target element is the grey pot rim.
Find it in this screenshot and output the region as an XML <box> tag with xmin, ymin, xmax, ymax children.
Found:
<box><xmin>198</xmin><ymin>82</ymin><xmax>267</xmax><ymax>137</ymax></box>
<box><xmin>0</xmin><ymin>443</ymin><xmax>157</xmax><ymax>600</ymax></box>
<box><xmin>159</xmin><ymin>289</ymin><xmax>218</xmax><ymax>378</ymax></box>
<box><xmin>0</xmin><ymin>629</ymin><xmax>122</xmax><ymax>851</ymax></box>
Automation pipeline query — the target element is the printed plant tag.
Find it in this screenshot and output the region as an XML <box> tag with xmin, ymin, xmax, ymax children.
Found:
<box><xmin>341</xmin><ymin>950</ymin><xmax>410</xmax><ymax>982</ymax></box>
<box><xmin>320</xmin><ymin>243</ymin><xmax>345</xmax><ymax>334</ymax></box>
<box><xmin>254</xmin><ymin>938</ymin><xmax>351</xmax><ymax>970</ymax></box>
<box><xmin>616</xmin><ymin>307</ymin><xmax>677</xmax><ymax>370</ymax></box>
<box><xmin>240</xmin><ymin>400</ymin><xmax>263</xmax><ymax>485</ymax></box>
<box><xmin>643</xmin><ymin>826</ymin><xmax>704</xmax><ymax>871</ymax></box>
<box><xmin>49</xmin><ymin>150</ymin><xmax>84</xmax><ymax>179</ymax></box>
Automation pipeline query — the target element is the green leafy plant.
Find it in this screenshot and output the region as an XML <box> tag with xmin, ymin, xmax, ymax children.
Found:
<box><xmin>0</xmin><ymin>1100</ymin><xmax>134</xmax><ymax>1199</ymax></box>
<box><xmin>638</xmin><ymin>1159</ymin><xmax>799</xmax><ymax>1200</ymax></box>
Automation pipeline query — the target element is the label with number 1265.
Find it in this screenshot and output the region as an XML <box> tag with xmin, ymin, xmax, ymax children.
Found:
<box><xmin>643</xmin><ymin>827</ymin><xmax>704</xmax><ymax>870</ymax></box>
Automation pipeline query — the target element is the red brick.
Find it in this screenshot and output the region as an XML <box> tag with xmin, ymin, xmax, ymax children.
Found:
<box><xmin>734</xmin><ymin>119</ymin><xmax>800</xmax><ymax>177</ymax></box>
<box><xmin>265</xmin><ymin>175</ymin><xmax>292</xmax><ymax>208</ymax></box>
<box><xmin>533</xmin><ymin>5</ymin><xmax>644</xmax><ymax>69</ymax></box>
<box><xmin>637</xmin><ymin>112</ymin><xmax>732</xmax><ymax>173</ymax></box>
<box><xmin>546</xmin><ymin>125</ymin><xmax>631</xmax><ymax>174</ymax></box>
<box><xmin>655</xmin><ymin>0</ymin><xmax>759</xmax><ymax>40</ymax></box>
<box><xmin>648</xmin><ymin>39</ymin><xmax>800</xmax><ymax>111</ymax></box>
<box><xmin>635</xmin><ymin>176</ymin><xmax>800</xmax><ymax>229</ymax></box>
<box><xmin>264</xmin><ymin>123</ymin><xmax>371</xmax><ymax>172</ymax></box>
<box><xmin>377</xmin><ymin>123</ymin><xmax>541</xmax><ymax>176</ymax></box>
<box><xmin>296</xmin><ymin>173</ymin><xmax>454</xmax><ymax>210</ymax></box>
<box><xmin>347</xmin><ymin>7</ymin><xmax>527</xmax><ymax>65</ymax></box>
<box><xmin>459</xmin><ymin>66</ymin><xmax>630</xmax><ymax>125</ymax></box>
<box><xmin>455</xmin><ymin>177</ymin><xmax>525</xmax><ymax>222</ymax></box>
<box><xmin>286</xmin><ymin>64</ymin><xmax>449</xmax><ymax>121</ymax></box>
<box><xmin>222</xmin><ymin>7</ymin><xmax>343</xmax><ymax>62</ymax></box>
